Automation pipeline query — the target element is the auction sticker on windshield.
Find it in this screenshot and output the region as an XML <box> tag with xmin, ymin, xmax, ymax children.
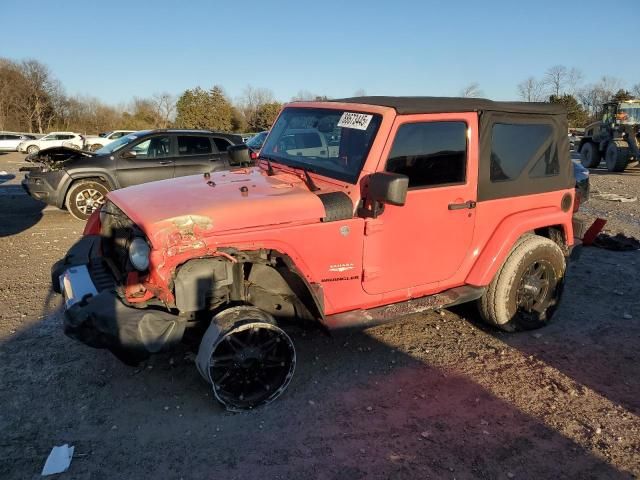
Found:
<box><xmin>337</xmin><ymin>112</ymin><xmax>373</xmax><ymax>130</ymax></box>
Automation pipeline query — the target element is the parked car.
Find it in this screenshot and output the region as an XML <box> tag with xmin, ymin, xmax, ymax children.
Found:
<box><xmin>245</xmin><ymin>130</ymin><xmax>269</xmax><ymax>159</ymax></box>
<box><xmin>21</xmin><ymin>129</ymin><xmax>243</xmax><ymax>220</ymax></box>
<box><xmin>84</xmin><ymin>130</ymin><xmax>135</xmax><ymax>152</ymax></box>
<box><xmin>0</xmin><ymin>133</ymin><xmax>34</xmax><ymax>151</ymax></box>
<box><xmin>52</xmin><ymin>97</ymin><xmax>582</xmax><ymax>410</ymax></box>
<box><xmin>17</xmin><ymin>132</ymin><xmax>84</xmax><ymax>154</ymax></box>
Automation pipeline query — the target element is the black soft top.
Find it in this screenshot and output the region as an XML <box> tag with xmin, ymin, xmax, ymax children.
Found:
<box><xmin>331</xmin><ymin>96</ymin><xmax>565</xmax><ymax>116</ymax></box>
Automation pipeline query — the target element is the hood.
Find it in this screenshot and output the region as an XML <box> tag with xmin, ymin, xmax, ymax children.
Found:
<box><xmin>25</xmin><ymin>146</ymin><xmax>94</xmax><ymax>164</ymax></box>
<box><xmin>107</xmin><ymin>168</ymin><xmax>348</xmax><ymax>237</ymax></box>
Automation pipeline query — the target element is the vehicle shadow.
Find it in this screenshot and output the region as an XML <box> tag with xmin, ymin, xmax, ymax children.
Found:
<box><xmin>0</xmin><ymin>281</ymin><xmax>636</xmax><ymax>478</ymax></box>
<box><xmin>0</xmin><ymin>173</ymin><xmax>15</xmax><ymax>184</ymax></box>
<box><xmin>0</xmin><ymin>183</ymin><xmax>47</xmax><ymax>237</ymax></box>
<box><xmin>457</xmin><ymin>247</ymin><xmax>640</xmax><ymax>418</ymax></box>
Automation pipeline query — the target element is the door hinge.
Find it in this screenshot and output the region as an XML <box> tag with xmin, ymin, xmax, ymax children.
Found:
<box><xmin>364</xmin><ymin>219</ymin><xmax>384</xmax><ymax>236</ymax></box>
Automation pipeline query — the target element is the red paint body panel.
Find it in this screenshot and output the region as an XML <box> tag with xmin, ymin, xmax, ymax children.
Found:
<box><xmin>100</xmin><ymin>102</ymin><xmax>576</xmax><ymax>321</ymax></box>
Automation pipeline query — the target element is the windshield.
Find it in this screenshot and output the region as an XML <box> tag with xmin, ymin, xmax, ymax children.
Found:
<box><xmin>246</xmin><ymin>131</ymin><xmax>268</xmax><ymax>149</ymax></box>
<box><xmin>617</xmin><ymin>105</ymin><xmax>640</xmax><ymax>125</ymax></box>
<box><xmin>260</xmin><ymin>107</ymin><xmax>382</xmax><ymax>183</ymax></box>
<box><xmin>95</xmin><ymin>132</ymin><xmax>145</xmax><ymax>155</ymax></box>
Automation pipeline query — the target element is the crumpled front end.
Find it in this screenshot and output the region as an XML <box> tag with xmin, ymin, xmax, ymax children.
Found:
<box><xmin>52</xmin><ymin>234</ymin><xmax>186</xmax><ymax>365</ymax></box>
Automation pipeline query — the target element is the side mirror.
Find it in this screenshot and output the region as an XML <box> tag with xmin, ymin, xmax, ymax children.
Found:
<box><xmin>368</xmin><ymin>172</ymin><xmax>409</xmax><ymax>206</ymax></box>
<box><xmin>121</xmin><ymin>150</ymin><xmax>137</xmax><ymax>159</ymax></box>
<box><xmin>359</xmin><ymin>172</ymin><xmax>409</xmax><ymax>218</ymax></box>
<box><xmin>227</xmin><ymin>144</ymin><xmax>252</xmax><ymax>166</ymax></box>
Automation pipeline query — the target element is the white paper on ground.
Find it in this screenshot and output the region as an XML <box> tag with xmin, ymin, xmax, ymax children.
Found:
<box><xmin>41</xmin><ymin>444</ymin><xmax>74</xmax><ymax>476</ymax></box>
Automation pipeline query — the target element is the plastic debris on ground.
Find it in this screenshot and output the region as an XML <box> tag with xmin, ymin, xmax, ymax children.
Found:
<box><xmin>41</xmin><ymin>444</ymin><xmax>74</xmax><ymax>476</ymax></box>
<box><xmin>591</xmin><ymin>192</ymin><xmax>637</xmax><ymax>203</ymax></box>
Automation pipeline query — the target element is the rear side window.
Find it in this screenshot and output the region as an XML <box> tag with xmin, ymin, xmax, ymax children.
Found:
<box><xmin>490</xmin><ymin>124</ymin><xmax>554</xmax><ymax>181</ymax></box>
<box><xmin>212</xmin><ymin>137</ymin><xmax>231</xmax><ymax>152</ymax></box>
<box><xmin>177</xmin><ymin>136</ymin><xmax>212</xmax><ymax>155</ymax></box>
<box><xmin>386</xmin><ymin>121</ymin><xmax>467</xmax><ymax>188</ymax></box>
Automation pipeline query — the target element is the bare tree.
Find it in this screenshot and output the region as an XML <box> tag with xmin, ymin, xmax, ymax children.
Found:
<box><xmin>237</xmin><ymin>85</ymin><xmax>275</xmax><ymax>130</ymax></box>
<box><xmin>544</xmin><ymin>65</ymin><xmax>568</xmax><ymax>97</ymax></box>
<box><xmin>18</xmin><ymin>59</ymin><xmax>57</xmax><ymax>133</ymax></box>
<box><xmin>632</xmin><ymin>83</ymin><xmax>640</xmax><ymax>98</ymax></box>
<box><xmin>151</xmin><ymin>92</ymin><xmax>176</xmax><ymax>128</ymax></box>
<box><xmin>517</xmin><ymin>77</ymin><xmax>545</xmax><ymax>102</ymax></box>
<box><xmin>460</xmin><ymin>82</ymin><xmax>483</xmax><ymax>98</ymax></box>
<box><xmin>567</xmin><ymin>68</ymin><xmax>584</xmax><ymax>94</ymax></box>
<box><xmin>577</xmin><ymin>76</ymin><xmax>625</xmax><ymax>119</ymax></box>
<box><xmin>353</xmin><ymin>88</ymin><xmax>367</xmax><ymax>97</ymax></box>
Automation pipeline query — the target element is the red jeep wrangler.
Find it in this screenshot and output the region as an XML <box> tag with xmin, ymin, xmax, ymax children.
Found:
<box><xmin>53</xmin><ymin>97</ymin><xmax>580</xmax><ymax>410</ymax></box>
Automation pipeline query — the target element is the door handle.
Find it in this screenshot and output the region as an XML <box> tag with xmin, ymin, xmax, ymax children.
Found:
<box><xmin>156</xmin><ymin>160</ymin><xmax>172</xmax><ymax>165</ymax></box>
<box><xmin>448</xmin><ymin>200</ymin><xmax>476</xmax><ymax>210</ymax></box>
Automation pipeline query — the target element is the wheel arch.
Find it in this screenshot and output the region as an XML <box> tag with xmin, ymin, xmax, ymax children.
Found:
<box><xmin>171</xmin><ymin>248</ymin><xmax>325</xmax><ymax>324</ymax></box>
<box><xmin>59</xmin><ymin>172</ymin><xmax>118</xmax><ymax>208</ymax></box>
<box><xmin>466</xmin><ymin>209</ymin><xmax>573</xmax><ymax>287</ymax></box>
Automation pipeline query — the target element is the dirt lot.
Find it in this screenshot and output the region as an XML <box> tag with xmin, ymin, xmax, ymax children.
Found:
<box><xmin>0</xmin><ymin>151</ymin><xmax>639</xmax><ymax>479</ymax></box>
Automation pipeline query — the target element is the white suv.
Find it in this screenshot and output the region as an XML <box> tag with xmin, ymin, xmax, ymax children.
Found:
<box><xmin>18</xmin><ymin>132</ymin><xmax>84</xmax><ymax>154</ymax></box>
<box><xmin>84</xmin><ymin>130</ymin><xmax>135</xmax><ymax>152</ymax></box>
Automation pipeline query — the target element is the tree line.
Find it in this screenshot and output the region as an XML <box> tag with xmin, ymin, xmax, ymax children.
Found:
<box><xmin>515</xmin><ymin>65</ymin><xmax>639</xmax><ymax>127</ymax></box>
<box><xmin>2</xmin><ymin>57</ymin><xmax>638</xmax><ymax>135</ymax></box>
<box><xmin>0</xmin><ymin>58</ymin><xmax>285</xmax><ymax>135</ymax></box>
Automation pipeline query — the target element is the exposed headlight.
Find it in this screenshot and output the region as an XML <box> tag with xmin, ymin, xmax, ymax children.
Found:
<box><xmin>128</xmin><ymin>237</ymin><xmax>150</xmax><ymax>271</ymax></box>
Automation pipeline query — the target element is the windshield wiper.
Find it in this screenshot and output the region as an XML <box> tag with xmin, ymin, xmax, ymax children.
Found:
<box><xmin>301</xmin><ymin>167</ymin><xmax>320</xmax><ymax>192</ymax></box>
<box><xmin>258</xmin><ymin>154</ymin><xmax>276</xmax><ymax>176</ymax></box>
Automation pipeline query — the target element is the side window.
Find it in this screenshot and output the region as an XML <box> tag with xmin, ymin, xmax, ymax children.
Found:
<box><xmin>386</xmin><ymin>121</ymin><xmax>467</xmax><ymax>188</ymax></box>
<box><xmin>177</xmin><ymin>136</ymin><xmax>212</xmax><ymax>155</ymax></box>
<box><xmin>490</xmin><ymin>124</ymin><xmax>553</xmax><ymax>182</ymax></box>
<box><xmin>130</xmin><ymin>136</ymin><xmax>171</xmax><ymax>159</ymax></box>
<box><xmin>110</xmin><ymin>132</ymin><xmax>124</xmax><ymax>139</ymax></box>
<box><xmin>212</xmin><ymin>137</ymin><xmax>231</xmax><ymax>153</ymax></box>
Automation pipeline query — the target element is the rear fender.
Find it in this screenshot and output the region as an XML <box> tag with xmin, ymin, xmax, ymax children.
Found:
<box><xmin>465</xmin><ymin>208</ymin><xmax>573</xmax><ymax>287</ymax></box>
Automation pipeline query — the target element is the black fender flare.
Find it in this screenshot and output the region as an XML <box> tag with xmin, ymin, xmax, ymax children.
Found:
<box><xmin>58</xmin><ymin>171</ymin><xmax>119</xmax><ymax>208</ymax></box>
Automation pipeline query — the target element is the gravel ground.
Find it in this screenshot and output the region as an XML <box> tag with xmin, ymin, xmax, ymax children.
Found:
<box><xmin>0</xmin><ymin>151</ymin><xmax>638</xmax><ymax>479</ymax></box>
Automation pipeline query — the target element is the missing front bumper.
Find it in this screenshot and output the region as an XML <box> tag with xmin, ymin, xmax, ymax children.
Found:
<box><xmin>53</xmin><ymin>235</ymin><xmax>186</xmax><ymax>365</ymax></box>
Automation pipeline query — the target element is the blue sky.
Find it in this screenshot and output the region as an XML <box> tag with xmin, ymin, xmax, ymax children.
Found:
<box><xmin>3</xmin><ymin>0</ymin><xmax>638</xmax><ymax>105</ymax></box>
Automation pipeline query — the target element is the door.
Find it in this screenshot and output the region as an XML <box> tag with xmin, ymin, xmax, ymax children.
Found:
<box><xmin>0</xmin><ymin>135</ymin><xmax>8</xmax><ymax>150</ymax></box>
<box><xmin>115</xmin><ymin>134</ymin><xmax>175</xmax><ymax>187</ymax></box>
<box><xmin>362</xmin><ymin>113</ymin><xmax>478</xmax><ymax>295</ymax></box>
<box><xmin>173</xmin><ymin>135</ymin><xmax>224</xmax><ymax>178</ymax></box>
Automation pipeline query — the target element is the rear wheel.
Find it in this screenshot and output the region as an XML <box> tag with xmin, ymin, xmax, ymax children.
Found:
<box><xmin>89</xmin><ymin>143</ymin><xmax>102</xmax><ymax>152</ymax></box>
<box><xmin>478</xmin><ymin>235</ymin><xmax>566</xmax><ymax>332</ymax></box>
<box><xmin>26</xmin><ymin>145</ymin><xmax>39</xmax><ymax>155</ymax></box>
<box><xmin>65</xmin><ymin>180</ymin><xmax>109</xmax><ymax>221</ymax></box>
<box><xmin>605</xmin><ymin>140</ymin><xmax>629</xmax><ymax>172</ymax></box>
<box><xmin>196</xmin><ymin>306</ymin><xmax>296</xmax><ymax>410</ymax></box>
<box><xmin>580</xmin><ymin>142</ymin><xmax>600</xmax><ymax>168</ymax></box>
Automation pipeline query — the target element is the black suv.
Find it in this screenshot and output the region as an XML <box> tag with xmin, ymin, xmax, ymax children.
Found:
<box><xmin>21</xmin><ymin>129</ymin><xmax>243</xmax><ymax>220</ymax></box>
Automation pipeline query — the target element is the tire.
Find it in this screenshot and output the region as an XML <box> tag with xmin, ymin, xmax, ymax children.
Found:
<box><xmin>196</xmin><ymin>306</ymin><xmax>296</xmax><ymax>410</ymax></box>
<box><xmin>65</xmin><ymin>180</ymin><xmax>109</xmax><ymax>221</ymax></box>
<box><xmin>89</xmin><ymin>143</ymin><xmax>103</xmax><ymax>152</ymax></box>
<box><xmin>478</xmin><ymin>235</ymin><xmax>566</xmax><ymax>332</ymax></box>
<box><xmin>605</xmin><ymin>140</ymin><xmax>629</xmax><ymax>172</ymax></box>
<box><xmin>579</xmin><ymin>142</ymin><xmax>600</xmax><ymax>168</ymax></box>
<box><xmin>26</xmin><ymin>145</ymin><xmax>39</xmax><ymax>155</ymax></box>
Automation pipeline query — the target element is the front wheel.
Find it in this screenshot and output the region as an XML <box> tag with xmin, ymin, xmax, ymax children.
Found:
<box><xmin>579</xmin><ymin>142</ymin><xmax>600</xmax><ymax>168</ymax></box>
<box><xmin>26</xmin><ymin>145</ymin><xmax>39</xmax><ymax>155</ymax></box>
<box><xmin>89</xmin><ymin>143</ymin><xmax>103</xmax><ymax>152</ymax></box>
<box><xmin>478</xmin><ymin>235</ymin><xmax>566</xmax><ymax>332</ymax></box>
<box><xmin>196</xmin><ymin>306</ymin><xmax>296</xmax><ymax>410</ymax></box>
<box><xmin>65</xmin><ymin>180</ymin><xmax>109</xmax><ymax>221</ymax></box>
